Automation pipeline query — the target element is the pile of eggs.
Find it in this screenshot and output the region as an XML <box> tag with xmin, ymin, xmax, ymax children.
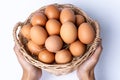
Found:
<box><xmin>20</xmin><ymin>5</ymin><xmax>95</xmax><ymax>64</ymax></box>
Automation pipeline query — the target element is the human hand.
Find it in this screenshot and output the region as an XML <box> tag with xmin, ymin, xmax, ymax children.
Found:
<box><xmin>14</xmin><ymin>45</ymin><xmax>42</xmax><ymax>80</ymax></box>
<box><xmin>77</xmin><ymin>41</ymin><xmax>103</xmax><ymax>80</ymax></box>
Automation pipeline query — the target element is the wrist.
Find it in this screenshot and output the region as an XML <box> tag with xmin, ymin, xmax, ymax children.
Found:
<box><xmin>22</xmin><ymin>69</ymin><xmax>41</xmax><ymax>80</ymax></box>
<box><xmin>78</xmin><ymin>71</ymin><xmax>95</xmax><ymax>80</ymax></box>
<box><xmin>79</xmin><ymin>73</ymin><xmax>90</xmax><ymax>80</ymax></box>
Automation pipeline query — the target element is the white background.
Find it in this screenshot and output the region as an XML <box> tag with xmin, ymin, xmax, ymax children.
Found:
<box><xmin>0</xmin><ymin>0</ymin><xmax>120</xmax><ymax>80</ymax></box>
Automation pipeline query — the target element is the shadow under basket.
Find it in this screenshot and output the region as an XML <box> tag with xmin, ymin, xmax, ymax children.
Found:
<box><xmin>13</xmin><ymin>3</ymin><xmax>101</xmax><ymax>75</ymax></box>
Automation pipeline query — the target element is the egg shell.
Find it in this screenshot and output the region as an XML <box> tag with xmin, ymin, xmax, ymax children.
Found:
<box><xmin>45</xmin><ymin>5</ymin><xmax>60</xmax><ymax>19</ymax></box>
<box><xmin>78</xmin><ymin>23</ymin><xmax>95</xmax><ymax>44</ymax></box>
<box><xmin>30</xmin><ymin>26</ymin><xmax>48</xmax><ymax>45</ymax></box>
<box><xmin>31</xmin><ymin>13</ymin><xmax>47</xmax><ymax>26</ymax></box>
<box><xmin>20</xmin><ymin>23</ymin><xmax>32</xmax><ymax>40</ymax></box>
<box><xmin>60</xmin><ymin>22</ymin><xmax>77</xmax><ymax>44</ymax></box>
<box><xmin>75</xmin><ymin>14</ymin><xmax>85</xmax><ymax>27</ymax></box>
<box><xmin>45</xmin><ymin>35</ymin><xmax>63</xmax><ymax>52</ymax></box>
<box><xmin>69</xmin><ymin>40</ymin><xmax>86</xmax><ymax>57</ymax></box>
<box><xmin>60</xmin><ymin>8</ymin><xmax>75</xmax><ymax>24</ymax></box>
<box><xmin>27</xmin><ymin>40</ymin><xmax>43</xmax><ymax>55</ymax></box>
<box><xmin>55</xmin><ymin>49</ymin><xmax>72</xmax><ymax>64</ymax></box>
<box><xmin>38</xmin><ymin>49</ymin><xmax>55</xmax><ymax>64</ymax></box>
<box><xmin>46</xmin><ymin>19</ymin><xmax>61</xmax><ymax>35</ymax></box>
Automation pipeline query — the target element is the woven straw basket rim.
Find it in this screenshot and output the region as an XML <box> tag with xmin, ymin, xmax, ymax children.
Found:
<box><xmin>13</xmin><ymin>3</ymin><xmax>101</xmax><ymax>75</ymax></box>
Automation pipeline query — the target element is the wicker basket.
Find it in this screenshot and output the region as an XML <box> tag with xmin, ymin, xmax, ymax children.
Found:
<box><xmin>13</xmin><ymin>3</ymin><xmax>101</xmax><ymax>75</ymax></box>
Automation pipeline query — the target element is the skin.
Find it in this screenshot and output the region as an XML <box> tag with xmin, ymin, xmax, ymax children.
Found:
<box><xmin>14</xmin><ymin>45</ymin><xmax>42</xmax><ymax>80</ymax></box>
<box><xmin>77</xmin><ymin>42</ymin><xmax>102</xmax><ymax>80</ymax></box>
<box><xmin>14</xmin><ymin>41</ymin><xmax>102</xmax><ymax>80</ymax></box>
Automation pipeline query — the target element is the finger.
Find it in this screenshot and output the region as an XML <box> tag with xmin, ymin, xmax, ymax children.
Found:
<box><xmin>13</xmin><ymin>45</ymin><xmax>24</xmax><ymax>60</ymax></box>
<box><xmin>79</xmin><ymin>42</ymin><xmax>103</xmax><ymax>71</ymax></box>
<box><xmin>84</xmin><ymin>43</ymin><xmax>103</xmax><ymax>70</ymax></box>
<box><xmin>89</xmin><ymin>43</ymin><xmax>103</xmax><ymax>64</ymax></box>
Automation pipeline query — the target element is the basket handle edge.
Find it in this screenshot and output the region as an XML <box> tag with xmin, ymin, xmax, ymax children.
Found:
<box><xmin>13</xmin><ymin>22</ymin><xmax>24</xmax><ymax>49</ymax></box>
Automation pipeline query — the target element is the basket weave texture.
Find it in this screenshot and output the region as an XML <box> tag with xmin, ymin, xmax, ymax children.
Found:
<box><xmin>13</xmin><ymin>4</ymin><xmax>101</xmax><ymax>75</ymax></box>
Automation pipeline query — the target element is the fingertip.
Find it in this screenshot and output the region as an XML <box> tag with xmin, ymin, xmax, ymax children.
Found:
<box><xmin>13</xmin><ymin>44</ymin><xmax>22</xmax><ymax>57</ymax></box>
<box><xmin>94</xmin><ymin>38</ymin><xmax>103</xmax><ymax>55</ymax></box>
<box><xmin>96</xmin><ymin>42</ymin><xmax>103</xmax><ymax>54</ymax></box>
<box><xmin>97</xmin><ymin>39</ymin><xmax>103</xmax><ymax>50</ymax></box>
<box><xmin>13</xmin><ymin>44</ymin><xmax>17</xmax><ymax>52</ymax></box>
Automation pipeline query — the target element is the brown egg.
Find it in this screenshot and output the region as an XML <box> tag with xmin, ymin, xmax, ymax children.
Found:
<box><xmin>31</xmin><ymin>13</ymin><xmax>47</xmax><ymax>26</ymax></box>
<box><xmin>55</xmin><ymin>49</ymin><xmax>72</xmax><ymax>64</ymax></box>
<box><xmin>27</xmin><ymin>40</ymin><xmax>43</xmax><ymax>55</ymax></box>
<box><xmin>45</xmin><ymin>35</ymin><xmax>63</xmax><ymax>52</ymax></box>
<box><xmin>69</xmin><ymin>40</ymin><xmax>86</xmax><ymax>57</ymax></box>
<box><xmin>38</xmin><ymin>49</ymin><xmax>55</xmax><ymax>64</ymax></box>
<box><xmin>60</xmin><ymin>8</ymin><xmax>75</xmax><ymax>24</ymax></box>
<box><xmin>45</xmin><ymin>5</ymin><xmax>60</xmax><ymax>19</ymax></box>
<box><xmin>60</xmin><ymin>22</ymin><xmax>77</xmax><ymax>44</ymax></box>
<box><xmin>78</xmin><ymin>23</ymin><xmax>95</xmax><ymax>44</ymax></box>
<box><xmin>20</xmin><ymin>23</ymin><xmax>32</xmax><ymax>40</ymax></box>
<box><xmin>46</xmin><ymin>19</ymin><xmax>61</xmax><ymax>35</ymax></box>
<box><xmin>30</xmin><ymin>26</ymin><xmax>48</xmax><ymax>45</ymax></box>
<box><xmin>76</xmin><ymin>14</ymin><xmax>85</xmax><ymax>27</ymax></box>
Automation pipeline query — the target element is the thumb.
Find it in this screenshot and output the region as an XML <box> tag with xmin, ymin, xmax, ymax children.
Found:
<box><xmin>83</xmin><ymin>43</ymin><xmax>103</xmax><ymax>71</ymax></box>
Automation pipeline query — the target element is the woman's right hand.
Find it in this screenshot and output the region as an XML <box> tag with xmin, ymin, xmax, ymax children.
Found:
<box><xmin>14</xmin><ymin>45</ymin><xmax>42</xmax><ymax>80</ymax></box>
